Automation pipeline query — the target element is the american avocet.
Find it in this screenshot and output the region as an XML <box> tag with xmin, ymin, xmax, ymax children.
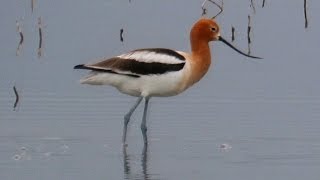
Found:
<box><xmin>74</xmin><ymin>18</ymin><xmax>261</xmax><ymax>145</ymax></box>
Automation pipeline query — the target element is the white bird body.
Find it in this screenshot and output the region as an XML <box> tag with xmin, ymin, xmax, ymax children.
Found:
<box><xmin>77</xmin><ymin>49</ymin><xmax>192</xmax><ymax>97</ymax></box>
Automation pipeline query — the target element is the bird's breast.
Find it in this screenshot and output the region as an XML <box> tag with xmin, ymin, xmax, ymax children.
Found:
<box><xmin>186</xmin><ymin>55</ymin><xmax>211</xmax><ymax>87</ymax></box>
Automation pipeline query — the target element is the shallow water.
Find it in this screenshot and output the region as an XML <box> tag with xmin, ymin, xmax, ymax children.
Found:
<box><xmin>1</xmin><ymin>0</ymin><xmax>320</xmax><ymax>179</ymax></box>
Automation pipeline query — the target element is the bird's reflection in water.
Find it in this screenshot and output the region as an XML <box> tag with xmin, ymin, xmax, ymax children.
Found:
<box><xmin>123</xmin><ymin>145</ymin><xmax>150</xmax><ymax>180</ymax></box>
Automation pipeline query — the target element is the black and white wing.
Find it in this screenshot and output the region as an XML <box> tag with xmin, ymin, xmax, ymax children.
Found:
<box><xmin>74</xmin><ymin>48</ymin><xmax>186</xmax><ymax>78</ymax></box>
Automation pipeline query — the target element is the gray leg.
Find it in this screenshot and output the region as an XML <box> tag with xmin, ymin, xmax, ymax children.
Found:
<box><xmin>141</xmin><ymin>97</ymin><xmax>150</xmax><ymax>145</ymax></box>
<box><xmin>123</xmin><ymin>97</ymin><xmax>143</xmax><ymax>144</ymax></box>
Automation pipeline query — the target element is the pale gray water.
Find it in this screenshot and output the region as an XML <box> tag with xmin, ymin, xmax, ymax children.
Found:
<box><xmin>1</xmin><ymin>0</ymin><xmax>320</xmax><ymax>179</ymax></box>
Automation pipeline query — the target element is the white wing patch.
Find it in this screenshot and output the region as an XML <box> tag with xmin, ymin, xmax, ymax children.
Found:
<box><xmin>117</xmin><ymin>50</ymin><xmax>184</xmax><ymax>64</ymax></box>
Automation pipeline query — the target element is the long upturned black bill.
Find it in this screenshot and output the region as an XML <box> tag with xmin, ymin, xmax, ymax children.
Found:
<box><xmin>218</xmin><ymin>36</ymin><xmax>262</xmax><ymax>59</ymax></box>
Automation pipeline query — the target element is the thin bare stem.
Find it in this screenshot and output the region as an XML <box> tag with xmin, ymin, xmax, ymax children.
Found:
<box><xmin>231</xmin><ymin>26</ymin><xmax>235</xmax><ymax>42</ymax></box>
<box><xmin>250</xmin><ymin>0</ymin><xmax>256</xmax><ymax>14</ymax></box>
<box><xmin>120</xmin><ymin>28</ymin><xmax>124</xmax><ymax>42</ymax></box>
<box><xmin>262</xmin><ymin>0</ymin><xmax>266</xmax><ymax>8</ymax></box>
<box><xmin>13</xmin><ymin>86</ymin><xmax>20</xmax><ymax>111</ymax></box>
<box><xmin>31</xmin><ymin>0</ymin><xmax>35</xmax><ymax>13</ymax></box>
<box><xmin>304</xmin><ymin>0</ymin><xmax>308</xmax><ymax>28</ymax></box>
<box><xmin>38</xmin><ymin>17</ymin><xmax>43</xmax><ymax>58</ymax></box>
<box><xmin>16</xmin><ymin>20</ymin><xmax>24</xmax><ymax>56</ymax></box>
<box><xmin>201</xmin><ymin>0</ymin><xmax>208</xmax><ymax>8</ymax></box>
<box><xmin>247</xmin><ymin>15</ymin><xmax>252</xmax><ymax>55</ymax></box>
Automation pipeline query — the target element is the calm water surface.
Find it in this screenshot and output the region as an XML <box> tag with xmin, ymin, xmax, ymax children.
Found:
<box><xmin>1</xmin><ymin>0</ymin><xmax>320</xmax><ymax>179</ymax></box>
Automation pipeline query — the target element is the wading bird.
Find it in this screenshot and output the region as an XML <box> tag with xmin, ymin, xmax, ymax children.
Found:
<box><xmin>74</xmin><ymin>18</ymin><xmax>261</xmax><ymax>145</ymax></box>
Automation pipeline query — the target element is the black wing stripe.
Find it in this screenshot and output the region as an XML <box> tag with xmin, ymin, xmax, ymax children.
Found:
<box><xmin>74</xmin><ymin>64</ymin><xmax>140</xmax><ymax>78</ymax></box>
<box><xmin>115</xmin><ymin>59</ymin><xmax>185</xmax><ymax>75</ymax></box>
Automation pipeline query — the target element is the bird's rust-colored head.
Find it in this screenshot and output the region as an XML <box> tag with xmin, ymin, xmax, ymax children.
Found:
<box><xmin>190</xmin><ymin>18</ymin><xmax>220</xmax><ymax>43</ymax></box>
<box><xmin>190</xmin><ymin>18</ymin><xmax>262</xmax><ymax>59</ymax></box>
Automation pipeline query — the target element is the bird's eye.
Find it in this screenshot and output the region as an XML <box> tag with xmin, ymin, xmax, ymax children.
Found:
<box><xmin>211</xmin><ymin>27</ymin><xmax>217</xmax><ymax>32</ymax></box>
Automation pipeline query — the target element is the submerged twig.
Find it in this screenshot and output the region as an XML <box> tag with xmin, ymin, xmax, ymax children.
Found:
<box><xmin>201</xmin><ymin>0</ymin><xmax>224</xmax><ymax>18</ymax></box>
<box><xmin>210</xmin><ymin>0</ymin><xmax>224</xmax><ymax>19</ymax></box>
<box><xmin>120</xmin><ymin>28</ymin><xmax>124</xmax><ymax>42</ymax></box>
<box><xmin>250</xmin><ymin>0</ymin><xmax>256</xmax><ymax>14</ymax></box>
<box><xmin>201</xmin><ymin>0</ymin><xmax>207</xmax><ymax>15</ymax></box>
<box><xmin>202</xmin><ymin>7</ymin><xmax>207</xmax><ymax>16</ymax></box>
<box><xmin>37</xmin><ymin>17</ymin><xmax>43</xmax><ymax>58</ymax></box>
<box><xmin>201</xmin><ymin>0</ymin><xmax>208</xmax><ymax>15</ymax></box>
<box><xmin>247</xmin><ymin>15</ymin><xmax>252</xmax><ymax>55</ymax></box>
<box><xmin>231</xmin><ymin>26</ymin><xmax>235</xmax><ymax>42</ymax></box>
<box><xmin>304</xmin><ymin>0</ymin><xmax>308</xmax><ymax>28</ymax></box>
<box><xmin>13</xmin><ymin>86</ymin><xmax>20</xmax><ymax>111</ymax></box>
<box><xmin>16</xmin><ymin>20</ymin><xmax>24</xmax><ymax>56</ymax></box>
<box><xmin>262</xmin><ymin>0</ymin><xmax>266</xmax><ymax>8</ymax></box>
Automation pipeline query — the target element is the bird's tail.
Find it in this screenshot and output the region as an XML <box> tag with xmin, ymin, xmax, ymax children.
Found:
<box><xmin>74</xmin><ymin>64</ymin><xmax>89</xmax><ymax>70</ymax></box>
